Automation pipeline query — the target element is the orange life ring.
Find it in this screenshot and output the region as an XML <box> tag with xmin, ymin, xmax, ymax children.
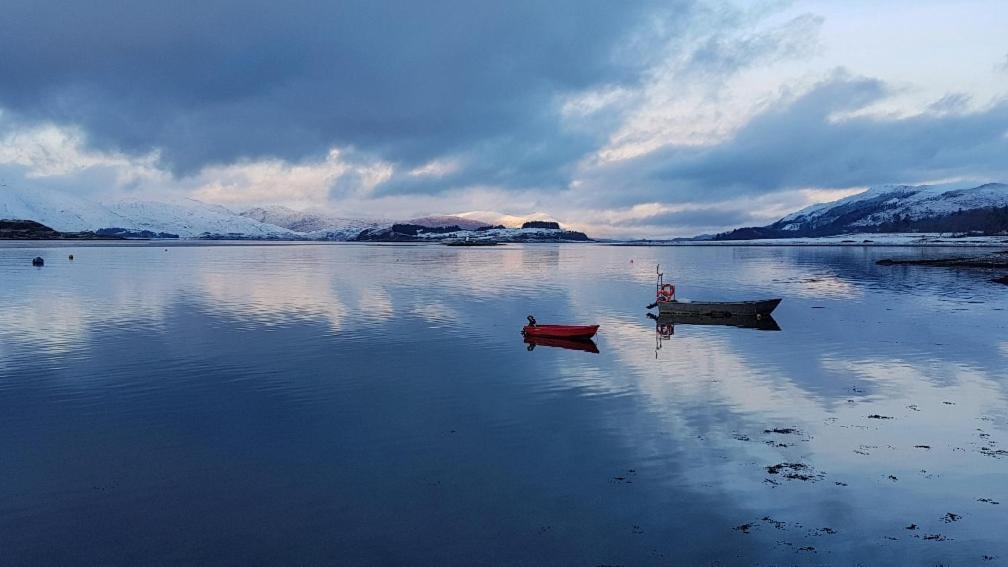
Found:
<box><xmin>657</xmin><ymin>283</ymin><xmax>675</xmax><ymax>301</ymax></box>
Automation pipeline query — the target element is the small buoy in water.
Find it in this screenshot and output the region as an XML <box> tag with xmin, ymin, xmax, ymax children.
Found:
<box><xmin>68</xmin><ymin>254</ymin><xmax>74</xmax><ymax>261</ymax></box>
<box><xmin>32</xmin><ymin>256</ymin><xmax>44</xmax><ymax>267</ymax></box>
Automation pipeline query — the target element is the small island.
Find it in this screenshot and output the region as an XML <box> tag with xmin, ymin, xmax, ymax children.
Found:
<box><xmin>354</xmin><ymin>220</ymin><xmax>590</xmax><ymax>243</ymax></box>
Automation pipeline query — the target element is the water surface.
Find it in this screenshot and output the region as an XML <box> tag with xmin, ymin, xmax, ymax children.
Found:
<box><xmin>1</xmin><ymin>242</ymin><xmax>1006</xmax><ymax>565</ymax></box>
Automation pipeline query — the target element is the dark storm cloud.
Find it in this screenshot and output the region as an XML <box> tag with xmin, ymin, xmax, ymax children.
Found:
<box><xmin>588</xmin><ymin>72</ymin><xmax>1008</xmax><ymax>207</ymax></box>
<box><xmin>0</xmin><ymin>0</ymin><xmax>693</xmax><ymax>175</ymax></box>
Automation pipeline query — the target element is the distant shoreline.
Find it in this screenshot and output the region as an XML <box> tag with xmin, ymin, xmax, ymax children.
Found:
<box><xmin>4</xmin><ymin>236</ymin><xmax>1008</xmax><ymax>249</ymax></box>
<box><xmin>606</xmin><ymin>233</ymin><xmax>1008</xmax><ymax>248</ymax></box>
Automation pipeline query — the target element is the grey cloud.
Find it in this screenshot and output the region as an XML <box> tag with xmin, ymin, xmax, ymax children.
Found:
<box><xmin>584</xmin><ymin>72</ymin><xmax>1008</xmax><ymax>207</ymax></box>
<box><xmin>0</xmin><ymin>0</ymin><xmax>695</xmax><ymax>177</ymax></box>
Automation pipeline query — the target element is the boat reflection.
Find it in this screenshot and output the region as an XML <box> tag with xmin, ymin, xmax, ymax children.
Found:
<box><xmin>650</xmin><ymin>312</ymin><xmax>780</xmax><ymax>357</ymax></box>
<box><xmin>648</xmin><ymin>311</ymin><xmax>781</xmax><ymax>332</ymax></box>
<box><xmin>524</xmin><ymin>336</ymin><xmax>600</xmax><ymax>354</ymax></box>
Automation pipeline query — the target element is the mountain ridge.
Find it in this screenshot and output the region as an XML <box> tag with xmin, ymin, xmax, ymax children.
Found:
<box><xmin>716</xmin><ymin>182</ymin><xmax>1008</xmax><ymax>240</ymax></box>
<box><xmin>0</xmin><ymin>186</ymin><xmax>584</xmax><ymax>241</ymax></box>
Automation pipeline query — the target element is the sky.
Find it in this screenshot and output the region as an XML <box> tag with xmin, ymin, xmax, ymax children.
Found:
<box><xmin>0</xmin><ymin>0</ymin><xmax>1006</xmax><ymax>238</ymax></box>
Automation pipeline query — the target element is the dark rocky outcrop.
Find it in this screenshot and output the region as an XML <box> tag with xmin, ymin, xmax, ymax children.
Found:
<box><xmin>876</xmin><ymin>251</ymin><xmax>1008</xmax><ymax>286</ymax></box>
<box><xmin>355</xmin><ymin>224</ymin><xmax>467</xmax><ymax>241</ymax></box>
<box><xmin>876</xmin><ymin>252</ymin><xmax>1008</xmax><ymax>268</ymax></box>
<box><xmin>32</xmin><ymin>256</ymin><xmax>44</xmax><ymax>266</ymax></box>
<box><xmin>1</xmin><ymin>219</ymin><xmax>123</xmax><ymax>240</ymax></box>
<box><xmin>1</xmin><ymin>220</ymin><xmax>63</xmax><ymax>239</ymax></box>
<box><xmin>521</xmin><ymin>220</ymin><xmax>561</xmax><ymax>230</ymax></box>
<box><xmin>95</xmin><ymin>227</ymin><xmax>179</xmax><ymax>239</ymax></box>
<box><xmin>510</xmin><ymin>229</ymin><xmax>590</xmax><ymax>242</ymax></box>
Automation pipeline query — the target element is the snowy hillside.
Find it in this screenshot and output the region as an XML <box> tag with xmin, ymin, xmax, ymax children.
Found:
<box><xmin>0</xmin><ymin>186</ymin><xmax>128</xmax><ymax>232</ymax></box>
<box><xmin>1</xmin><ymin>186</ymin><xmax>589</xmax><ymax>241</ymax></box>
<box><xmin>110</xmin><ymin>200</ymin><xmax>295</xmax><ymax>239</ymax></box>
<box><xmin>718</xmin><ymin>183</ymin><xmax>1008</xmax><ymax>240</ymax></box>
<box><xmin>240</xmin><ymin>205</ymin><xmax>386</xmax><ymax>240</ymax></box>
<box><xmin>0</xmin><ymin>186</ymin><xmax>295</xmax><ymax>238</ymax></box>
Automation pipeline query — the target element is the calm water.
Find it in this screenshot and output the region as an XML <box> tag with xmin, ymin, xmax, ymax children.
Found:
<box><xmin>1</xmin><ymin>242</ymin><xmax>1006</xmax><ymax>565</ymax></box>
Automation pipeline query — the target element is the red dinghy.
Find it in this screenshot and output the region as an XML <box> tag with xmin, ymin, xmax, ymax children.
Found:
<box><xmin>521</xmin><ymin>315</ymin><xmax>599</xmax><ymax>339</ymax></box>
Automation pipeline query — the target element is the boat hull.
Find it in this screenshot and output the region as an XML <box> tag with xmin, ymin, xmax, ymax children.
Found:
<box><xmin>522</xmin><ymin>324</ymin><xmax>599</xmax><ymax>339</ymax></box>
<box><xmin>657</xmin><ymin>298</ymin><xmax>781</xmax><ymax>317</ymax></box>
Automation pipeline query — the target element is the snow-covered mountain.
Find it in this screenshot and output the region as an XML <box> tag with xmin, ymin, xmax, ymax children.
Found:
<box><xmin>0</xmin><ymin>186</ymin><xmax>294</xmax><ymax>238</ymax></box>
<box><xmin>240</xmin><ymin>205</ymin><xmax>386</xmax><ymax>240</ymax></box>
<box><xmin>109</xmin><ymin>200</ymin><xmax>296</xmax><ymax>239</ymax></box>
<box><xmin>1</xmin><ymin>185</ymin><xmax>585</xmax><ymax>241</ymax></box>
<box><xmin>0</xmin><ymin>185</ymin><xmax>128</xmax><ymax>232</ymax></box>
<box><xmin>717</xmin><ymin>183</ymin><xmax>1008</xmax><ymax>240</ymax></box>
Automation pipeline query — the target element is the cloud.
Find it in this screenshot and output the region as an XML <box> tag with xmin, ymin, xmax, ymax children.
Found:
<box><xmin>0</xmin><ymin>0</ymin><xmax>831</xmax><ymax>203</ymax></box>
<box><xmin>0</xmin><ymin>0</ymin><xmax>695</xmax><ymax>178</ymax></box>
<box><xmin>578</xmin><ymin>71</ymin><xmax>1008</xmax><ymax>207</ymax></box>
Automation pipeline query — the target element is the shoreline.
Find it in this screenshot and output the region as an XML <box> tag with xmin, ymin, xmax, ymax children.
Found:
<box><xmin>4</xmin><ymin>232</ymin><xmax>1008</xmax><ymax>248</ymax></box>
<box><xmin>607</xmin><ymin>233</ymin><xmax>1008</xmax><ymax>248</ymax></box>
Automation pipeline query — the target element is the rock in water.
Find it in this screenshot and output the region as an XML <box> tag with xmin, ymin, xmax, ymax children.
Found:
<box><xmin>32</xmin><ymin>256</ymin><xmax>44</xmax><ymax>266</ymax></box>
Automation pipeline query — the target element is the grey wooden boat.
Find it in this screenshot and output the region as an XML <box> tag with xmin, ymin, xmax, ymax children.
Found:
<box><xmin>657</xmin><ymin>298</ymin><xmax>781</xmax><ymax>318</ymax></box>
<box><xmin>648</xmin><ymin>264</ymin><xmax>781</xmax><ymax>319</ymax></box>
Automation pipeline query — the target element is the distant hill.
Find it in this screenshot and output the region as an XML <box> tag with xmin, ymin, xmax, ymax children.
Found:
<box><xmin>715</xmin><ymin>183</ymin><xmax>1008</xmax><ymax>240</ymax></box>
<box><xmin>1</xmin><ymin>186</ymin><xmax>295</xmax><ymax>239</ymax></box>
<box><xmin>406</xmin><ymin>215</ymin><xmax>491</xmax><ymax>231</ymax></box>
<box><xmin>240</xmin><ymin>205</ymin><xmax>386</xmax><ymax>240</ymax></box>
<box><xmin>1</xmin><ymin>186</ymin><xmax>588</xmax><ymax>241</ymax></box>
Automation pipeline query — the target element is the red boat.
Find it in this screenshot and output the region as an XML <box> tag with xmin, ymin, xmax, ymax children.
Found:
<box><xmin>521</xmin><ymin>315</ymin><xmax>599</xmax><ymax>339</ymax></box>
